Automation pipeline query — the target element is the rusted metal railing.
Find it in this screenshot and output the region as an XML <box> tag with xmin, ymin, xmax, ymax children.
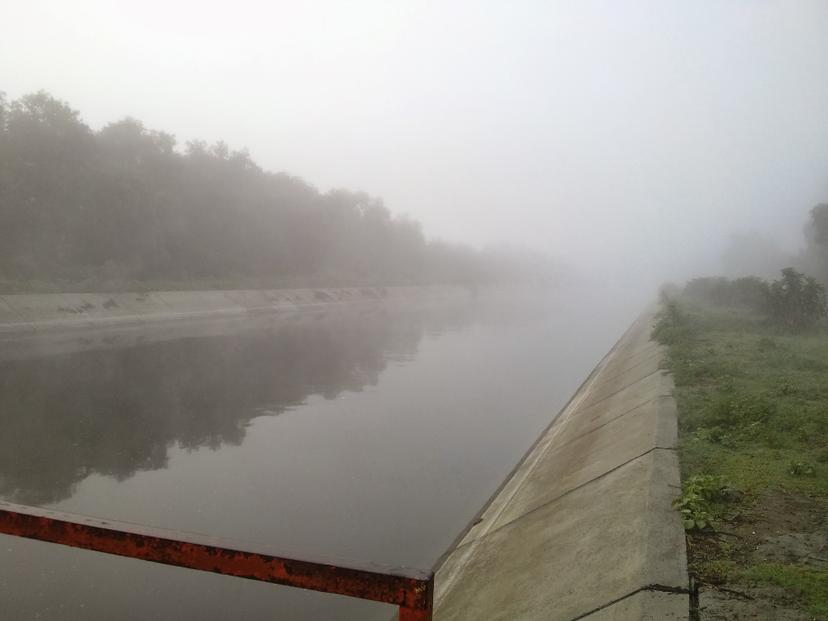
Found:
<box><xmin>0</xmin><ymin>500</ymin><xmax>433</xmax><ymax>620</ymax></box>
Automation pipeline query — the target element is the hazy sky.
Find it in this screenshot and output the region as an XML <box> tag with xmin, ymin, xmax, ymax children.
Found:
<box><xmin>3</xmin><ymin>1</ymin><xmax>828</xmax><ymax>286</ymax></box>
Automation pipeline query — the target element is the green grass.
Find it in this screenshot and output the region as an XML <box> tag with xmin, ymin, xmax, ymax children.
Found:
<box><xmin>741</xmin><ymin>564</ymin><xmax>828</xmax><ymax>618</ymax></box>
<box><xmin>657</xmin><ymin>302</ymin><xmax>828</xmax><ymax>494</ymax></box>
<box><xmin>654</xmin><ymin>300</ymin><xmax>828</xmax><ymax>617</ymax></box>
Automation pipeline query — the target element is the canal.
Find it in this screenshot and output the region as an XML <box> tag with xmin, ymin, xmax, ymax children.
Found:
<box><xmin>0</xmin><ymin>291</ymin><xmax>640</xmax><ymax>619</ymax></box>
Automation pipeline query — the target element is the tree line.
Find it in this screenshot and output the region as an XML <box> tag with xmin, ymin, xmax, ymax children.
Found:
<box><xmin>720</xmin><ymin>204</ymin><xmax>828</xmax><ymax>285</ymax></box>
<box><xmin>681</xmin><ymin>269</ymin><xmax>827</xmax><ymax>328</ymax></box>
<box><xmin>0</xmin><ymin>91</ymin><xmax>556</xmax><ymax>291</ymax></box>
<box><xmin>681</xmin><ymin>201</ymin><xmax>828</xmax><ymax>329</ymax></box>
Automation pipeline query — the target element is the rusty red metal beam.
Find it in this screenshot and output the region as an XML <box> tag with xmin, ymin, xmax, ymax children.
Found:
<box><xmin>399</xmin><ymin>607</ymin><xmax>435</xmax><ymax>621</ymax></box>
<box><xmin>0</xmin><ymin>500</ymin><xmax>433</xmax><ymax>619</ymax></box>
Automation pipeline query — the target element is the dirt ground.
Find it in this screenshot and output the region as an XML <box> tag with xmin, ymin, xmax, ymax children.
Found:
<box><xmin>691</xmin><ymin>491</ymin><xmax>828</xmax><ymax>620</ymax></box>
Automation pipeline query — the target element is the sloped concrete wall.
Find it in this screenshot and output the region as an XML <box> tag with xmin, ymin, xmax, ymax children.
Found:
<box><xmin>434</xmin><ymin>312</ymin><xmax>689</xmax><ymax>621</ymax></box>
<box><xmin>0</xmin><ymin>286</ymin><xmax>465</xmax><ymax>334</ymax></box>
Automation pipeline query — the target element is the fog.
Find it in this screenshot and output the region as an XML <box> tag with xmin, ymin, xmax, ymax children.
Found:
<box><xmin>5</xmin><ymin>6</ymin><xmax>828</xmax><ymax>619</ymax></box>
<box><xmin>2</xmin><ymin>1</ymin><xmax>828</xmax><ymax>292</ymax></box>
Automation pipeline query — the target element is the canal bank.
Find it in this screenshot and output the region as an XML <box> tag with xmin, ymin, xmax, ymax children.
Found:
<box><xmin>433</xmin><ymin>311</ymin><xmax>689</xmax><ymax>620</ymax></box>
<box><xmin>0</xmin><ymin>293</ymin><xmax>647</xmax><ymax>621</ymax></box>
<box><xmin>0</xmin><ymin>285</ymin><xmax>466</xmax><ymax>334</ymax></box>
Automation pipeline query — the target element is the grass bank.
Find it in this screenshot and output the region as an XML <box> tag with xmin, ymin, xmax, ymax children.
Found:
<box><xmin>653</xmin><ymin>301</ymin><xmax>828</xmax><ymax>619</ymax></box>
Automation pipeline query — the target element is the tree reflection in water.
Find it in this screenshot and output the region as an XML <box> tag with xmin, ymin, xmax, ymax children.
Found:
<box><xmin>0</xmin><ymin>301</ymin><xmax>473</xmax><ymax>506</ymax></box>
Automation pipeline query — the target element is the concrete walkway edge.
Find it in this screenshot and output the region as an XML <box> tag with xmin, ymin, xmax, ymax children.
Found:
<box><xmin>433</xmin><ymin>311</ymin><xmax>689</xmax><ymax>621</ymax></box>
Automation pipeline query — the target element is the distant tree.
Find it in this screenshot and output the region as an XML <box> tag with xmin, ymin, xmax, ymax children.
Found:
<box><xmin>805</xmin><ymin>204</ymin><xmax>828</xmax><ymax>246</ymax></box>
<box><xmin>767</xmin><ymin>268</ymin><xmax>827</xmax><ymax>329</ymax></box>
<box><xmin>801</xmin><ymin>204</ymin><xmax>828</xmax><ymax>284</ymax></box>
<box><xmin>0</xmin><ymin>91</ymin><xmax>95</xmax><ymax>277</ymax></box>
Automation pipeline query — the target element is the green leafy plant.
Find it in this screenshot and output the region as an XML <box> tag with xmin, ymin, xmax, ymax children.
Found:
<box><xmin>788</xmin><ymin>460</ymin><xmax>816</xmax><ymax>477</ymax></box>
<box><xmin>673</xmin><ymin>474</ymin><xmax>736</xmax><ymax>531</ymax></box>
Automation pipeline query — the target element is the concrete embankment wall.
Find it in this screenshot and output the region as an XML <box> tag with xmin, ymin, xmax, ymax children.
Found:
<box><xmin>434</xmin><ymin>312</ymin><xmax>689</xmax><ymax>620</ymax></box>
<box><xmin>0</xmin><ymin>285</ymin><xmax>465</xmax><ymax>334</ymax></box>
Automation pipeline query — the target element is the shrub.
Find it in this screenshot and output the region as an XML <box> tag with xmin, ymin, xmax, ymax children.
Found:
<box><xmin>652</xmin><ymin>300</ymin><xmax>695</xmax><ymax>345</ymax></box>
<box><xmin>766</xmin><ymin>268</ymin><xmax>827</xmax><ymax>329</ymax></box>
<box><xmin>681</xmin><ymin>269</ymin><xmax>826</xmax><ymax>329</ymax></box>
<box><xmin>684</xmin><ymin>276</ymin><xmax>769</xmax><ymax>312</ymax></box>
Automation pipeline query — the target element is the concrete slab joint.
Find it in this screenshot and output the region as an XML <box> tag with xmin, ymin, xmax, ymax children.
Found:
<box><xmin>434</xmin><ymin>311</ymin><xmax>690</xmax><ymax>621</ymax></box>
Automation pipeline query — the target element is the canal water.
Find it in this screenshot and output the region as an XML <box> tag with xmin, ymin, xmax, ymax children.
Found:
<box><xmin>0</xmin><ymin>291</ymin><xmax>640</xmax><ymax>619</ymax></box>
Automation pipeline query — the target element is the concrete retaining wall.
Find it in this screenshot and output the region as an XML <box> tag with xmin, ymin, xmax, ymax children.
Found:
<box><xmin>0</xmin><ymin>285</ymin><xmax>465</xmax><ymax>334</ymax></box>
<box><xmin>433</xmin><ymin>312</ymin><xmax>689</xmax><ymax>620</ymax></box>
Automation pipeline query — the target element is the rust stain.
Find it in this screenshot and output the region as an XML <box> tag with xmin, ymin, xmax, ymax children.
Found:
<box><xmin>0</xmin><ymin>501</ymin><xmax>433</xmax><ymax>618</ymax></box>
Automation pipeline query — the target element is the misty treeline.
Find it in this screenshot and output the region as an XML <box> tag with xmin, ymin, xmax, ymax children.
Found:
<box><xmin>721</xmin><ymin>203</ymin><xmax>828</xmax><ymax>285</ymax></box>
<box><xmin>677</xmin><ymin>203</ymin><xmax>828</xmax><ymax>329</ymax></box>
<box><xmin>0</xmin><ymin>91</ymin><xmax>556</xmax><ymax>291</ymax></box>
<box><xmin>678</xmin><ymin>269</ymin><xmax>827</xmax><ymax>329</ymax></box>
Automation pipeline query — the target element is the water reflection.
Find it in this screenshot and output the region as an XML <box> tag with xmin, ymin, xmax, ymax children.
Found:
<box><xmin>0</xmin><ymin>292</ymin><xmax>642</xmax><ymax>620</ymax></box>
<box><xmin>0</xmin><ymin>301</ymin><xmax>473</xmax><ymax>506</ymax></box>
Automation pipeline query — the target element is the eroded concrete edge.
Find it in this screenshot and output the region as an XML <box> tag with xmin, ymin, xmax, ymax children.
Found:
<box><xmin>433</xmin><ymin>311</ymin><xmax>689</xmax><ymax>621</ymax></box>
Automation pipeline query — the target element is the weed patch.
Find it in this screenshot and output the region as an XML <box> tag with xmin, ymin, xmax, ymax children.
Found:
<box><xmin>653</xmin><ymin>300</ymin><xmax>828</xmax><ymax>619</ymax></box>
<box><xmin>740</xmin><ymin>564</ymin><xmax>828</xmax><ymax>618</ymax></box>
